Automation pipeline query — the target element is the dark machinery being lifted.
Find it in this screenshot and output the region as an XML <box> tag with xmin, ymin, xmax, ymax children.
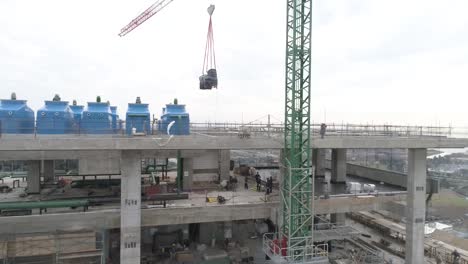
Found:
<box><xmin>119</xmin><ymin>1</ymin><xmax>218</xmax><ymax>90</ymax></box>
<box><xmin>199</xmin><ymin>5</ymin><xmax>218</xmax><ymax>90</ymax></box>
<box><xmin>199</xmin><ymin>69</ymin><xmax>217</xmax><ymax>90</ymax></box>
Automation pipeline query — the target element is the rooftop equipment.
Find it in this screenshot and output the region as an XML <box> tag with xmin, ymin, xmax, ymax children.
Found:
<box><xmin>81</xmin><ymin>99</ymin><xmax>112</xmax><ymax>134</ymax></box>
<box><xmin>126</xmin><ymin>97</ymin><xmax>150</xmax><ymax>135</ymax></box>
<box><xmin>159</xmin><ymin>98</ymin><xmax>190</xmax><ymax>135</ymax></box>
<box><xmin>0</xmin><ymin>93</ymin><xmax>34</xmax><ymax>134</ymax></box>
<box><xmin>110</xmin><ymin>106</ymin><xmax>120</xmax><ymax>132</ymax></box>
<box><xmin>36</xmin><ymin>95</ymin><xmax>74</xmax><ymax>134</ymax></box>
<box><xmin>70</xmin><ymin>102</ymin><xmax>85</xmax><ymax>129</ymax></box>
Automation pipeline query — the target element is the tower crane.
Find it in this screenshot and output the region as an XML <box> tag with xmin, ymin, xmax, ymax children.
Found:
<box><xmin>119</xmin><ymin>0</ymin><xmax>321</xmax><ymax>262</ymax></box>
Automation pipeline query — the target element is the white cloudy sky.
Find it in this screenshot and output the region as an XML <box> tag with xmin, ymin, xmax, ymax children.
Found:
<box><xmin>1</xmin><ymin>0</ymin><xmax>468</xmax><ymax>126</ymax></box>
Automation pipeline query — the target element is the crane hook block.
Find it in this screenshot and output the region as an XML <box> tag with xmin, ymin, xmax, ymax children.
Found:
<box><xmin>207</xmin><ymin>5</ymin><xmax>215</xmax><ymax>16</ymax></box>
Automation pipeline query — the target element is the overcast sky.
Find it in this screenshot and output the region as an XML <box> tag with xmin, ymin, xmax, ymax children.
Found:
<box><xmin>1</xmin><ymin>0</ymin><xmax>468</xmax><ymax>126</ymax></box>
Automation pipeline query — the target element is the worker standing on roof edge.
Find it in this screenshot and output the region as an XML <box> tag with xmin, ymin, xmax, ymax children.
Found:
<box><xmin>320</xmin><ymin>123</ymin><xmax>327</xmax><ymax>138</ymax></box>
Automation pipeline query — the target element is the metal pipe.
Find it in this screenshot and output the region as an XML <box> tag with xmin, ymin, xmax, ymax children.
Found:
<box><xmin>0</xmin><ymin>199</ymin><xmax>89</xmax><ymax>210</ymax></box>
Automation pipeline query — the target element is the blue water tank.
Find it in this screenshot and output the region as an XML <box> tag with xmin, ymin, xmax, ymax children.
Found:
<box><xmin>36</xmin><ymin>101</ymin><xmax>74</xmax><ymax>134</ymax></box>
<box><xmin>70</xmin><ymin>105</ymin><xmax>84</xmax><ymax>124</ymax></box>
<box><xmin>159</xmin><ymin>104</ymin><xmax>190</xmax><ymax>135</ymax></box>
<box><xmin>126</xmin><ymin>103</ymin><xmax>150</xmax><ymax>135</ymax></box>
<box><xmin>81</xmin><ymin>102</ymin><xmax>112</xmax><ymax>134</ymax></box>
<box><xmin>0</xmin><ymin>99</ymin><xmax>34</xmax><ymax>134</ymax></box>
<box><xmin>110</xmin><ymin>106</ymin><xmax>120</xmax><ymax>132</ymax></box>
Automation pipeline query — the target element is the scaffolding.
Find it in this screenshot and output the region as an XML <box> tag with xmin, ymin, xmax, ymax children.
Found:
<box><xmin>0</xmin><ymin>230</ymin><xmax>105</xmax><ymax>264</ymax></box>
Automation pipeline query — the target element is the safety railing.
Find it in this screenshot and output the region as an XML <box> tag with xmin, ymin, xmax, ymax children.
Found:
<box><xmin>262</xmin><ymin>233</ymin><xmax>329</xmax><ymax>263</ymax></box>
<box><xmin>191</xmin><ymin>122</ymin><xmax>455</xmax><ymax>138</ymax></box>
<box><xmin>0</xmin><ymin>119</ymin><xmax>460</xmax><ymax>138</ymax></box>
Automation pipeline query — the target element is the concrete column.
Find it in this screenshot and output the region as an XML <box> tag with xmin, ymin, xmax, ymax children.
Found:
<box><xmin>330</xmin><ymin>213</ymin><xmax>346</xmax><ymax>226</ymax></box>
<box><xmin>101</xmin><ymin>229</ymin><xmax>110</xmax><ymax>264</ymax></box>
<box><xmin>26</xmin><ymin>160</ymin><xmax>40</xmax><ymax>194</ymax></box>
<box><xmin>177</xmin><ymin>150</ymin><xmax>183</xmax><ymax>190</ymax></box>
<box><xmin>219</xmin><ymin>150</ymin><xmax>231</xmax><ymax>182</ymax></box>
<box><xmin>183</xmin><ymin>158</ymin><xmax>193</xmax><ymax>191</ymax></box>
<box><xmin>120</xmin><ymin>151</ymin><xmax>141</xmax><ymax>264</ymax></box>
<box><xmin>6</xmin><ymin>235</ymin><xmax>16</xmax><ymax>260</ymax></box>
<box><xmin>43</xmin><ymin>160</ymin><xmax>55</xmax><ymax>182</ymax></box>
<box><xmin>405</xmin><ymin>149</ymin><xmax>427</xmax><ymax>264</ymax></box>
<box><xmin>331</xmin><ymin>149</ymin><xmax>346</xmax><ymax>183</ymax></box>
<box><xmin>312</xmin><ymin>149</ymin><xmax>326</xmax><ymax>177</ymax></box>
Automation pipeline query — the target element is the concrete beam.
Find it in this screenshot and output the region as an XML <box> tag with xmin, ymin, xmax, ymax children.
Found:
<box><xmin>0</xmin><ymin>135</ymin><xmax>468</xmax><ymax>151</ymax></box>
<box><xmin>0</xmin><ymin>135</ymin><xmax>282</xmax><ymax>151</ymax></box>
<box><xmin>312</xmin><ymin>137</ymin><xmax>468</xmax><ymax>149</ymax></box>
<box><xmin>79</xmin><ymin>151</ymin><xmax>121</xmax><ymax>175</ymax></box>
<box><xmin>0</xmin><ymin>150</ymin><xmax>227</xmax><ymax>162</ymax></box>
<box><xmin>0</xmin><ymin>194</ymin><xmax>406</xmax><ymax>234</ymax></box>
<box><xmin>0</xmin><ymin>150</ymin><xmax>124</xmax><ymax>162</ymax></box>
<box><xmin>406</xmin><ymin>149</ymin><xmax>427</xmax><ymax>264</ymax></box>
<box><xmin>327</xmin><ymin>162</ymin><xmax>435</xmax><ymax>191</ymax></box>
<box><xmin>346</xmin><ymin>163</ymin><xmax>406</xmax><ymax>187</ymax></box>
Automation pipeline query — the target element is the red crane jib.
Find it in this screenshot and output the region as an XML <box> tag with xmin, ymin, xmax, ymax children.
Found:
<box><xmin>119</xmin><ymin>0</ymin><xmax>174</xmax><ymax>37</ymax></box>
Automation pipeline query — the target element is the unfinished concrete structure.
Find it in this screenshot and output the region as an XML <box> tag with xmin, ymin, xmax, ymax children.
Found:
<box><xmin>0</xmin><ymin>124</ymin><xmax>465</xmax><ymax>263</ymax></box>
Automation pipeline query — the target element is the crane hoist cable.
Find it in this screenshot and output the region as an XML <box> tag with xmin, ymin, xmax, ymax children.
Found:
<box><xmin>199</xmin><ymin>5</ymin><xmax>218</xmax><ymax>90</ymax></box>
<box><xmin>202</xmin><ymin>5</ymin><xmax>216</xmax><ymax>73</ymax></box>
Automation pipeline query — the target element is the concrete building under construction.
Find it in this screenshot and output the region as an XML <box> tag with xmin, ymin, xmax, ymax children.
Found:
<box><xmin>0</xmin><ymin>104</ymin><xmax>467</xmax><ymax>263</ymax></box>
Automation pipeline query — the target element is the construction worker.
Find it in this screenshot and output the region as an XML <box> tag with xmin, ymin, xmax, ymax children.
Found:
<box><xmin>268</xmin><ymin>177</ymin><xmax>273</xmax><ymax>194</ymax></box>
<box><xmin>244</xmin><ymin>175</ymin><xmax>249</xmax><ymax>190</ymax></box>
<box><xmin>320</xmin><ymin>123</ymin><xmax>327</xmax><ymax>139</ymax></box>
<box><xmin>255</xmin><ymin>172</ymin><xmax>261</xmax><ymax>192</ymax></box>
<box><xmin>435</xmin><ymin>252</ymin><xmax>442</xmax><ymax>264</ymax></box>
<box><xmin>452</xmin><ymin>249</ymin><xmax>461</xmax><ymax>264</ymax></box>
<box><xmin>265</xmin><ymin>177</ymin><xmax>272</xmax><ymax>194</ymax></box>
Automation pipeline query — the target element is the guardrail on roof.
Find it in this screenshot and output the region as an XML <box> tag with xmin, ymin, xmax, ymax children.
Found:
<box><xmin>0</xmin><ymin>119</ymin><xmax>456</xmax><ymax>138</ymax></box>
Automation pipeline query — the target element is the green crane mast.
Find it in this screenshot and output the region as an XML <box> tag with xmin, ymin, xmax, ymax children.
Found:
<box><xmin>281</xmin><ymin>0</ymin><xmax>315</xmax><ymax>261</ymax></box>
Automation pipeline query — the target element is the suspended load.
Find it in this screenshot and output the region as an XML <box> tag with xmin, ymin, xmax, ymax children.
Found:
<box><xmin>199</xmin><ymin>5</ymin><xmax>218</xmax><ymax>90</ymax></box>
